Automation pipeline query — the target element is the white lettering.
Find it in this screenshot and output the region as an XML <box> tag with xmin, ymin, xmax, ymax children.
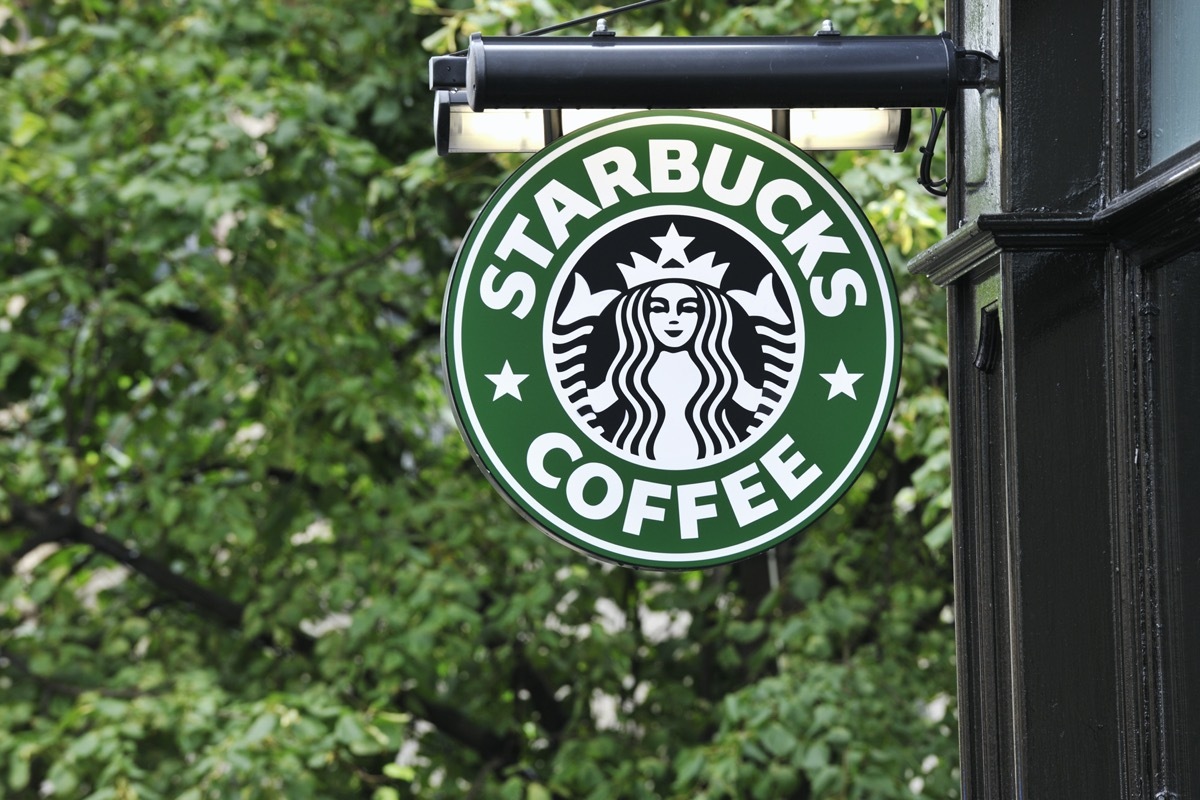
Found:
<box><xmin>525</xmin><ymin>433</ymin><xmax>826</xmax><ymax>540</ymax></box>
<box><xmin>496</xmin><ymin>213</ymin><xmax>553</xmax><ymax>268</ymax></box>
<box><xmin>755</xmin><ymin>178</ymin><xmax>811</xmax><ymax>235</ymax></box>
<box><xmin>527</xmin><ymin>432</ymin><xmax>582</xmax><ymax>489</ymax></box>
<box><xmin>622</xmin><ymin>479</ymin><xmax>672</xmax><ymax>535</ymax></box>
<box><xmin>702</xmin><ymin>145</ymin><xmax>764</xmax><ymax>206</ymax></box>
<box><xmin>677</xmin><ymin>481</ymin><xmax>719</xmax><ymax>540</ymax></box>
<box><xmin>583</xmin><ymin>146</ymin><xmax>649</xmax><ymax>209</ymax></box>
<box><xmin>535</xmin><ymin>180</ymin><xmax>601</xmax><ymax>248</ymax></box>
<box><xmin>649</xmin><ymin>139</ymin><xmax>700</xmax><ymax>194</ymax></box>
<box><xmin>721</xmin><ymin>462</ymin><xmax>778</xmax><ymax>525</ymax></box>
<box><xmin>761</xmin><ymin>435</ymin><xmax>822</xmax><ymax>500</ymax></box>
<box><xmin>782</xmin><ymin>209</ymin><xmax>850</xmax><ymax>279</ymax></box>
<box><xmin>811</xmin><ymin>268</ymin><xmax>868</xmax><ymax>317</ymax></box>
<box><xmin>480</xmin><ymin>265</ymin><xmax>535</xmax><ymax>319</ymax></box>
<box><xmin>566</xmin><ymin>462</ymin><xmax>624</xmax><ymax>520</ymax></box>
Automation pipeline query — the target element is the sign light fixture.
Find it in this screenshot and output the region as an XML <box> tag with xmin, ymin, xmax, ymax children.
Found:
<box><xmin>435</xmin><ymin>90</ymin><xmax>912</xmax><ymax>155</ymax></box>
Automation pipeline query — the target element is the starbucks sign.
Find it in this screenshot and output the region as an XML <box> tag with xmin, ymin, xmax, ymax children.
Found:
<box><xmin>443</xmin><ymin>112</ymin><xmax>901</xmax><ymax>569</ymax></box>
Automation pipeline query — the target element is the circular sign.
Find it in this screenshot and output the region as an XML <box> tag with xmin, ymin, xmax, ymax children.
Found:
<box><xmin>443</xmin><ymin>112</ymin><xmax>900</xmax><ymax>569</ymax></box>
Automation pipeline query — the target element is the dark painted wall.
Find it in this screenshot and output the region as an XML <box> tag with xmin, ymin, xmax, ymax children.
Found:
<box><xmin>918</xmin><ymin>0</ymin><xmax>1200</xmax><ymax>796</ymax></box>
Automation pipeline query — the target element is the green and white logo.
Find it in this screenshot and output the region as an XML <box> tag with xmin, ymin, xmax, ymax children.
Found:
<box><xmin>443</xmin><ymin>112</ymin><xmax>900</xmax><ymax>569</ymax></box>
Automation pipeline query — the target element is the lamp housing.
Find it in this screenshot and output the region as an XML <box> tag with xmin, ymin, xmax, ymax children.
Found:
<box><xmin>434</xmin><ymin>91</ymin><xmax>911</xmax><ymax>155</ymax></box>
<box><xmin>428</xmin><ymin>31</ymin><xmax>996</xmax><ymax>156</ymax></box>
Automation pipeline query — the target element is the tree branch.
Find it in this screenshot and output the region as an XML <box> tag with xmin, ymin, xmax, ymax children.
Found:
<box><xmin>163</xmin><ymin>304</ymin><xmax>222</xmax><ymax>334</ymax></box>
<box><xmin>5</xmin><ymin>501</ymin><xmax>522</xmax><ymax>766</ymax></box>
<box><xmin>0</xmin><ymin>646</ymin><xmax>162</xmax><ymax>699</ymax></box>
<box><xmin>405</xmin><ymin>692</ymin><xmax>519</xmax><ymax>761</ymax></box>
<box><xmin>8</xmin><ymin>501</ymin><xmax>246</xmax><ymax>630</ymax></box>
<box><xmin>513</xmin><ymin>646</ymin><xmax>570</xmax><ymax>735</ymax></box>
<box><xmin>387</xmin><ymin>317</ymin><xmax>441</xmax><ymax>370</ymax></box>
<box><xmin>1</xmin><ymin>527</ymin><xmax>71</xmax><ymax>575</ymax></box>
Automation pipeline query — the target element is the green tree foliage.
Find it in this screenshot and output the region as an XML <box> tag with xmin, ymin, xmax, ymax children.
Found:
<box><xmin>0</xmin><ymin>0</ymin><xmax>954</xmax><ymax>797</ymax></box>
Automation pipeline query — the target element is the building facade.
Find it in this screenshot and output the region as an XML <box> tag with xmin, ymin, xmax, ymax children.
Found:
<box><xmin>910</xmin><ymin>0</ymin><xmax>1200</xmax><ymax>796</ymax></box>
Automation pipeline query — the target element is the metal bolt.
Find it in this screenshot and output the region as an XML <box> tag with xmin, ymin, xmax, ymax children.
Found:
<box><xmin>816</xmin><ymin>19</ymin><xmax>839</xmax><ymax>36</ymax></box>
<box><xmin>596</xmin><ymin>18</ymin><xmax>608</xmax><ymax>34</ymax></box>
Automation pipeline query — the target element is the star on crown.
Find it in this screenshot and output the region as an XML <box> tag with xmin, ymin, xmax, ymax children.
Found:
<box><xmin>617</xmin><ymin>224</ymin><xmax>729</xmax><ymax>289</ymax></box>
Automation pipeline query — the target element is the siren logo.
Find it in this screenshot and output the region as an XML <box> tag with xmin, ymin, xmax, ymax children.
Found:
<box><xmin>443</xmin><ymin>112</ymin><xmax>900</xmax><ymax>569</ymax></box>
<box><xmin>547</xmin><ymin>214</ymin><xmax>800</xmax><ymax>470</ymax></box>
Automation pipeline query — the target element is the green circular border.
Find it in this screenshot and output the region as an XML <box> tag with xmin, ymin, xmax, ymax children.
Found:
<box><xmin>443</xmin><ymin>111</ymin><xmax>902</xmax><ymax>569</ymax></box>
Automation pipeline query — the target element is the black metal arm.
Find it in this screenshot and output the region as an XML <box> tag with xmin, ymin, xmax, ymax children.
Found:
<box><xmin>430</xmin><ymin>31</ymin><xmax>994</xmax><ymax>112</ymax></box>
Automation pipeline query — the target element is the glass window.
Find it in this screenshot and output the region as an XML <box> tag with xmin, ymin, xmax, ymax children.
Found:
<box><xmin>1148</xmin><ymin>0</ymin><xmax>1200</xmax><ymax>164</ymax></box>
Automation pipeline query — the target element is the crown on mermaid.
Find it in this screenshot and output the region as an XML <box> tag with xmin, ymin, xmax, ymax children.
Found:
<box><xmin>617</xmin><ymin>224</ymin><xmax>729</xmax><ymax>290</ymax></box>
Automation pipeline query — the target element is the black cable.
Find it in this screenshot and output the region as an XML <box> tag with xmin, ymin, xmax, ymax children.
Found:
<box><xmin>918</xmin><ymin>107</ymin><xmax>949</xmax><ymax>197</ymax></box>
<box><xmin>519</xmin><ymin>0</ymin><xmax>670</xmax><ymax>37</ymax></box>
<box><xmin>450</xmin><ymin>0</ymin><xmax>671</xmax><ymax>56</ymax></box>
<box><xmin>958</xmin><ymin>47</ymin><xmax>999</xmax><ymax>64</ymax></box>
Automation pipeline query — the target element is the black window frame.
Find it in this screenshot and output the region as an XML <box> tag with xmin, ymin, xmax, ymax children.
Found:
<box><xmin>1126</xmin><ymin>0</ymin><xmax>1200</xmax><ymax>183</ymax></box>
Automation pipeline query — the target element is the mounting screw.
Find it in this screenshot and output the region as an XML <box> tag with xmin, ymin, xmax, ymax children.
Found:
<box><xmin>1137</xmin><ymin>128</ymin><xmax>1149</xmax><ymax>139</ymax></box>
<box><xmin>592</xmin><ymin>18</ymin><xmax>615</xmax><ymax>37</ymax></box>
<box><xmin>816</xmin><ymin>19</ymin><xmax>840</xmax><ymax>36</ymax></box>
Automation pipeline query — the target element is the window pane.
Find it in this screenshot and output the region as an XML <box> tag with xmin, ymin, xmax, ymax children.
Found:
<box><xmin>1149</xmin><ymin>0</ymin><xmax>1200</xmax><ymax>164</ymax></box>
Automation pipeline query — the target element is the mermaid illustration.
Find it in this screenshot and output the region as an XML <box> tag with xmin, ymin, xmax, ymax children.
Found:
<box><xmin>550</xmin><ymin>220</ymin><xmax>800</xmax><ymax>469</ymax></box>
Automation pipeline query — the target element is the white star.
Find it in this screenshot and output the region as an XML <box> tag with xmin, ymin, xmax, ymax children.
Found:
<box><xmin>485</xmin><ymin>360</ymin><xmax>528</xmax><ymax>401</ymax></box>
<box><xmin>821</xmin><ymin>360</ymin><xmax>863</xmax><ymax>400</ymax></box>
<box><xmin>651</xmin><ymin>223</ymin><xmax>694</xmax><ymax>266</ymax></box>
